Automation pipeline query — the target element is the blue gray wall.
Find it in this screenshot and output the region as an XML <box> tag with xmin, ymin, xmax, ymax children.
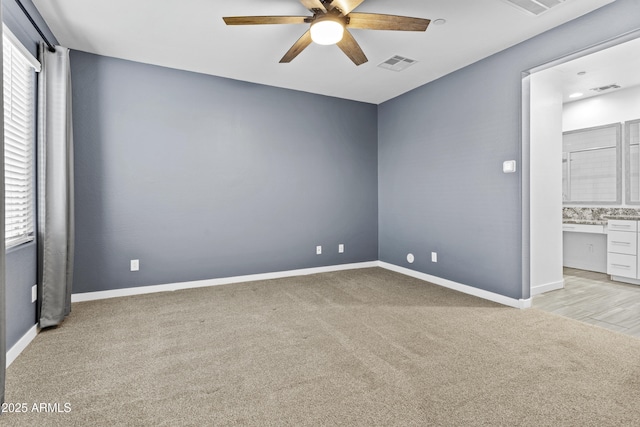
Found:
<box><xmin>71</xmin><ymin>52</ymin><xmax>378</xmax><ymax>293</ymax></box>
<box><xmin>3</xmin><ymin>0</ymin><xmax>56</xmax><ymax>349</ymax></box>
<box><xmin>378</xmin><ymin>0</ymin><xmax>640</xmax><ymax>299</ymax></box>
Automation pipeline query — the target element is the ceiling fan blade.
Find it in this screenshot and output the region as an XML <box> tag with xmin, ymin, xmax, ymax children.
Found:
<box><xmin>347</xmin><ymin>13</ymin><xmax>430</xmax><ymax>31</ymax></box>
<box><xmin>336</xmin><ymin>29</ymin><xmax>367</xmax><ymax>66</ymax></box>
<box><xmin>331</xmin><ymin>0</ymin><xmax>366</xmax><ymax>15</ymax></box>
<box><xmin>223</xmin><ymin>16</ymin><xmax>308</xmax><ymax>25</ymax></box>
<box><xmin>299</xmin><ymin>0</ymin><xmax>326</xmax><ymax>13</ymax></box>
<box><xmin>280</xmin><ymin>30</ymin><xmax>313</xmax><ymax>63</ymax></box>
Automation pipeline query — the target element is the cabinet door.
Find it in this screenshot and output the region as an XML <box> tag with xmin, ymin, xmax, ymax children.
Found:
<box><xmin>607</xmin><ymin>230</ymin><xmax>638</xmax><ymax>255</ymax></box>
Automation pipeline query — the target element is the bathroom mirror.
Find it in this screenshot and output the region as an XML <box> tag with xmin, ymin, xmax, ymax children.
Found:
<box><xmin>626</xmin><ymin>119</ymin><xmax>640</xmax><ymax>203</ymax></box>
<box><xmin>562</xmin><ymin>123</ymin><xmax>621</xmax><ymax>204</ymax></box>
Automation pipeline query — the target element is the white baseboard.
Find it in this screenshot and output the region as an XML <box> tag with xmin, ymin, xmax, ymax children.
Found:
<box><xmin>378</xmin><ymin>261</ymin><xmax>532</xmax><ymax>309</ymax></box>
<box><xmin>531</xmin><ymin>279</ymin><xmax>565</xmax><ymax>296</ymax></box>
<box><xmin>72</xmin><ymin>260</ymin><xmax>532</xmax><ymax>308</ymax></box>
<box><xmin>7</xmin><ymin>324</ymin><xmax>39</xmax><ymax>368</ymax></box>
<box><xmin>71</xmin><ymin>261</ymin><xmax>379</xmax><ymax>303</ymax></box>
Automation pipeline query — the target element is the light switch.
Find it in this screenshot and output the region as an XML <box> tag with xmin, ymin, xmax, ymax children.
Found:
<box><xmin>503</xmin><ymin>160</ymin><xmax>517</xmax><ymax>173</ymax></box>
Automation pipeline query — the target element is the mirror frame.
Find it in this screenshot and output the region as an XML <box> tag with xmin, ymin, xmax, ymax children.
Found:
<box><xmin>562</xmin><ymin>123</ymin><xmax>622</xmax><ymax>205</ymax></box>
<box><xmin>625</xmin><ymin>118</ymin><xmax>640</xmax><ymax>204</ymax></box>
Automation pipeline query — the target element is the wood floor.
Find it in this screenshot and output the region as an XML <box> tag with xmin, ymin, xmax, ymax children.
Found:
<box><xmin>534</xmin><ymin>267</ymin><xmax>640</xmax><ymax>338</ymax></box>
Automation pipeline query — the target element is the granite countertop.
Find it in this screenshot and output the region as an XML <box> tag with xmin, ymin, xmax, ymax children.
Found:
<box><xmin>562</xmin><ymin>208</ymin><xmax>640</xmax><ymax>226</ymax></box>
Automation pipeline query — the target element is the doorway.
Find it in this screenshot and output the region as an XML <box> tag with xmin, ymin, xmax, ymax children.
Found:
<box><xmin>524</xmin><ymin>30</ymin><xmax>640</xmax><ymax>330</ymax></box>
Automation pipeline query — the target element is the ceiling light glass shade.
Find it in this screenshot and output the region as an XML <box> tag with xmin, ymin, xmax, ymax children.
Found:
<box><xmin>310</xmin><ymin>20</ymin><xmax>344</xmax><ymax>45</ymax></box>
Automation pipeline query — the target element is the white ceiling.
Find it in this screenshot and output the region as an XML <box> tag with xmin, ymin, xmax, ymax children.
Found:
<box><xmin>552</xmin><ymin>37</ymin><xmax>640</xmax><ymax>103</ymax></box>
<box><xmin>33</xmin><ymin>0</ymin><xmax>616</xmax><ymax>104</ymax></box>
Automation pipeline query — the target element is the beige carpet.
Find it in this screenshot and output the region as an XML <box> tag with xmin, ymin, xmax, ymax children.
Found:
<box><xmin>2</xmin><ymin>267</ymin><xmax>640</xmax><ymax>426</ymax></box>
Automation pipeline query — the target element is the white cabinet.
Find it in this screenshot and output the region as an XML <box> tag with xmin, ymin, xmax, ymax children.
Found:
<box><xmin>563</xmin><ymin>224</ymin><xmax>607</xmax><ymax>273</ymax></box>
<box><xmin>607</xmin><ymin>220</ymin><xmax>640</xmax><ymax>281</ymax></box>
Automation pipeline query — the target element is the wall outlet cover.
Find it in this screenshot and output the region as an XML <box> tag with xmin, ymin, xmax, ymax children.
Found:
<box><xmin>130</xmin><ymin>259</ymin><xmax>140</xmax><ymax>271</ymax></box>
<box><xmin>339</xmin><ymin>244</ymin><xmax>344</xmax><ymax>253</ymax></box>
<box><xmin>31</xmin><ymin>285</ymin><xmax>37</xmax><ymax>303</ymax></box>
<box><xmin>316</xmin><ymin>246</ymin><xmax>322</xmax><ymax>255</ymax></box>
<box><xmin>431</xmin><ymin>252</ymin><xmax>438</xmax><ymax>262</ymax></box>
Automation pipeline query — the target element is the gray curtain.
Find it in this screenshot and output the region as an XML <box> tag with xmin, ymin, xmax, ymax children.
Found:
<box><xmin>1</xmin><ymin>3</ymin><xmax>7</xmax><ymax>405</ymax></box>
<box><xmin>37</xmin><ymin>45</ymin><xmax>74</xmax><ymax>328</ymax></box>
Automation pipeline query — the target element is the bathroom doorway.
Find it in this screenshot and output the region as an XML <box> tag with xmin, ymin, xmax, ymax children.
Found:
<box><xmin>525</xmin><ymin>31</ymin><xmax>640</xmax><ymax>336</ymax></box>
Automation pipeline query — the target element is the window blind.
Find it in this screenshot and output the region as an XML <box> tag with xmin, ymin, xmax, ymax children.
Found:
<box><xmin>3</xmin><ymin>27</ymin><xmax>40</xmax><ymax>248</ymax></box>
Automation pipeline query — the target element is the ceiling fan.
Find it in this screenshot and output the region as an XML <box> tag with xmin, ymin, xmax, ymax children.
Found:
<box><xmin>223</xmin><ymin>0</ymin><xmax>430</xmax><ymax>66</ymax></box>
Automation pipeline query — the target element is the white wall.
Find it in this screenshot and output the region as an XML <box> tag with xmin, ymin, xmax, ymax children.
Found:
<box><xmin>530</xmin><ymin>69</ymin><xmax>565</xmax><ymax>294</ymax></box>
<box><xmin>564</xmin><ymin>84</ymin><xmax>640</xmax><ymax>131</ymax></box>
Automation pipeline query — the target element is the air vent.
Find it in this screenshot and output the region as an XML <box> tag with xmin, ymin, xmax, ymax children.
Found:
<box><xmin>502</xmin><ymin>0</ymin><xmax>567</xmax><ymax>16</ymax></box>
<box><xmin>378</xmin><ymin>55</ymin><xmax>417</xmax><ymax>72</ymax></box>
<box><xmin>591</xmin><ymin>84</ymin><xmax>621</xmax><ymax>93</ymax></box>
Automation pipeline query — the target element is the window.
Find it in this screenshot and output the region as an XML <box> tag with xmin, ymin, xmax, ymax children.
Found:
<box><xmin>3</xmin><ymin>26</ymin><xmax>40</xmax><ymax>248</ymax></box>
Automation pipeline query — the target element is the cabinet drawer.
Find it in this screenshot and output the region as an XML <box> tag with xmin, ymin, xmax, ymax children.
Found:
<box><xmin>608</xmin><ymin>231</ymin><xmax>638</xmax><ymax>255</ymax></box>
<box><xmin>607</xmin><ymin>220</ymin><xmax>637</xmax><ymax>232</ymax></box>
<box><xmin>562</xmin><ymin>223</ymin><xmax>605</xmax><ymax>234</ymax></box>
<box><xmin>608</xmin><ymin>253</ymin><xmax>637</xmax><ymax>278</ymax></box>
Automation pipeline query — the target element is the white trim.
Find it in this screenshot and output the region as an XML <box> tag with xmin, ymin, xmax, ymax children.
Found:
<box><xmin>378</xmin><ymin>261</ymin><xmax>533</xmax><ymax>309</ymax></box>
<box><xmin>71</xmin><ymin>261</ymin><xmax>379</xmax><ymax>303</ymax></box>
<box><xmin>531</xmin><ymin>279</ymin><xmax>565</xmax><ymax>296</ymax></box>
<box><xmin>71</xmin><ymin>260</ymin><xmax>533</xmax><ymax>308</ymax></box>
<box><xmin>6</xmin><ymin>324</ymin><xmax>39</xmax><ymax>367</ymax></box>
<box><xmin>2</xmin><ymin>24</ymin><xmax>41</xmax><ymax>72</ymax></box>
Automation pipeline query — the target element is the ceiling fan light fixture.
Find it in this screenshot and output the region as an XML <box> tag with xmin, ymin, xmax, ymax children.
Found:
<box><xmin>310</xmin><ymin>18</ymin><xmax>344</xmax><ymax>45</ymax></box>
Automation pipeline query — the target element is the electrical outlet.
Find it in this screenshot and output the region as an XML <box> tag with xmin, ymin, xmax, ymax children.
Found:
<box><xmin>31</xmin><ymin>285</ymin><xmax>37</xmax><ymax>303</ymax></box>
<box><xmin>130</xmin><ymin>259</ymin><xmax>140</xmax><ymax>271</ymax></box>
<box><xmin>316</xmin><ymin>246</ymin><xmax>322</xmax><ymax>255</ymax></box>
<box><xmin>431</xmin><ymin>252</ymin><xmax>438</xmax><ymax>263</ymax></box>
<box><xmin>338</xmin><ymin>244</ymin><xmax>344</xmax><ymax>253</ymax></box>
